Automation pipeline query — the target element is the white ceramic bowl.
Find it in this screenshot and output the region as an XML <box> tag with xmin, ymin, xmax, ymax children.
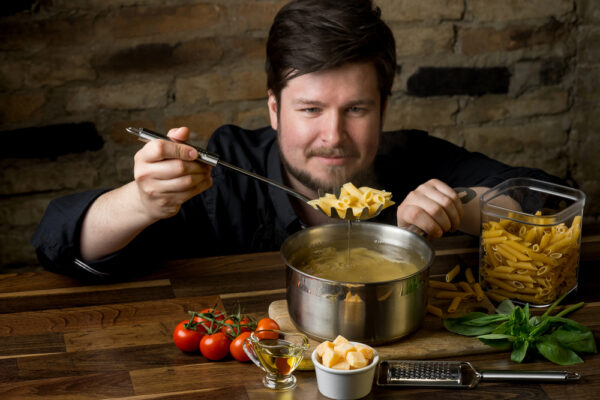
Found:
<box><xmin>312</xmin><ymin>343</ymin><xmax>379</xmax><ymax>400</ymax></box>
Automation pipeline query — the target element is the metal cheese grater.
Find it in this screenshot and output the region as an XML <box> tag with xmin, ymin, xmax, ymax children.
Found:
<box><xmin>376</xmin><ymin>360</ymin><xmax>581</xmax><ymax>389</ymax></box>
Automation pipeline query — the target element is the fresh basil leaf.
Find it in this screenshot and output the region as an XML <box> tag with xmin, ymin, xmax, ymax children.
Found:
<box><xmin>496</xmin><ymin>299</ymin><xmax>515</xmax><ymax>315</ymax></box>
<box><xmin>463</xmin><ymin>314</ymin><xmax>509</xmax><ymax>326</ymax></box>
<box><xmin>535</xmin><ymin>335</ymin><xmax>583</xmax><ymax>365</ymax></box>
<box><xmin>443</xmin><ymin>312</ymin><xmax>500</xmax><ymax>336</ymax></box>
<box><xmin>524</xmin><ymin>303</ymin><xmax>530</xmax><ymax>321</ymax></box>
<box><xmin>477</xmin><ymin>333</ymin><xmax>514</xmax><ymax>340</ymax></box>
<box><xmin>528</xmin><ymin>318</ymin><xmax>551</xmax><ymax>339</ymax></box>
<box><xmin>492</xmin><ymin>321</ymin><xmax>511</xmax><ymax>334</ymax></box>
<box><xmin>545</xmin><ymin>316</ymin><xmax>592</xmax><ymax>333</ymax></box>
<box><xmin>550</xmin><ymin>327</ymin><xmax>598</xmax><ymax>354</ymax></box>
<box><xmin>479</xmin><ymin>337</ymin><xmax>512</xmax><ymax>349</ymax></box>
<box><xmin>511</xmin><ymin>340</ymin><xmax>529</xmax><ymax>363</ymax></box>
<box><xmin>529</xmin><ymin>315</ymin><xmax>542</xmax><ymax>326</ymax></box>
<box><xmin>512</xmin><ymin>306</ymin><xmax>528</xmax><ymax>328</ymax></box>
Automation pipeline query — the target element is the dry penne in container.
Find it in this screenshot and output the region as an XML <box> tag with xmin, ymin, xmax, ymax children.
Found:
<box><xmin>479</xmin><ymin>178</ymin><xmax>586</xmax><ymax>307</ymax></box>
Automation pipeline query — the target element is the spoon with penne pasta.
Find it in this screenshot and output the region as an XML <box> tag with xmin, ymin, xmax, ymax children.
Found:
<box><xmin>309</xmin><ymin>182</ymin><xmax>395</xmax><ymax>221</ymax></box>
<box><xmin>309</xmin><ymin>185</ymin><xmax>477</xmax><ymax>221</ymax></box>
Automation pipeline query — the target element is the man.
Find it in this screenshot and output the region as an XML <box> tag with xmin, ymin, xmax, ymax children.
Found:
<box><xmin>32</xmin><ymin>0</ymin><xmax>562</xmax><ymax>280</ymax></box>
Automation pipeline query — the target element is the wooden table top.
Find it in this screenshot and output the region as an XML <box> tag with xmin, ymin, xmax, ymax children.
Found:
<box><xmin>1</xmin><ymin>228</ymin><xmax>599</xmax><ymax>399</ymax></box>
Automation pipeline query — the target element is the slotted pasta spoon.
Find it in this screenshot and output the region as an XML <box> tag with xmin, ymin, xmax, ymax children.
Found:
<box><xmin>126</xmin><ymin>127</ymin><xmax>476</xmax><ymax>221</ymax></box>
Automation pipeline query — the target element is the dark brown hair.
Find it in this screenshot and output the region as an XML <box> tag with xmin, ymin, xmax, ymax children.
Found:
<box><xmin>266</xmin><ymin>0</ymin><xmax>397</xmax><ymax>107</ymax></box>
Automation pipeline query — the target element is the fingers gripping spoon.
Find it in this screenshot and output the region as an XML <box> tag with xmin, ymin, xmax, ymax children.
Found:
<box><xmin>126</xmin><ymin>127</ymin><xmax>335</xmax><ymax>217</ymax></box>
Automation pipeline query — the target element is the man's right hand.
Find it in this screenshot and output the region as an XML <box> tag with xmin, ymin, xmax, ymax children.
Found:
<box><xmin>133</xmin><ymin>127</ymin><xmax>213</xmax><ymax>221</ymax></box>
<box><xmin>79</xmin><ymin>126</ymin><xmax>213</xmax><ymax>262</ymax></box>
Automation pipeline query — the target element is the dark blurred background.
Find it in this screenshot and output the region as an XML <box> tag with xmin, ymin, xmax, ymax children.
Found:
<box><xmin>0</xmin><ymin>0</ymin><xmax>598</xmax><ymax>268</ymax></box>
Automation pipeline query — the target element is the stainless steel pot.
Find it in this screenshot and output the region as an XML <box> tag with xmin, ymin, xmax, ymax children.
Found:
<box><xmin>281</xmin><ymin>222</ymin><xmax>434</xmax><ymax>345</ymax></box>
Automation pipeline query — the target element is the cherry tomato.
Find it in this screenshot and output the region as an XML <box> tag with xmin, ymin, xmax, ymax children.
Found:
<box><xmin>173</xmin><ymin>319</ymin><xmax>204</xmax><ymax>352</ymax></box>
<box><xmin>200</xmin><ymin>332</ymin><xmax>231</xmax><ymax>360</ymax></box>
<box><xmin>221</xmin><ymin>316</ymin><xmax>253</xmax><ymax>338</ymax></box>
<box><xmin>197</xmin><ymin>308</ymin><xmax>226</xmax><ymax>334</ymax></box>
<box><xmin>255</xmin><ymin>317</ymin><xmax>280</xmax><ymax>340</ymax></box>
<box><xmin>230</xmin><ymin>331</ymin><xmax>252</xmax><ymax>362</ymax></box>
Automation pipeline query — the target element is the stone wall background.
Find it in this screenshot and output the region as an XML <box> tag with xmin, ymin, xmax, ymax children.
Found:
<box><xmin>0</xmin><ymin>0</ymin><xmax>598</xmax><ymax>267</ymax></box>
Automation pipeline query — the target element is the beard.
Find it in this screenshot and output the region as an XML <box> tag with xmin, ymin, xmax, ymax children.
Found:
<box><xmin>277</xmin><ymin>131</ymin><xmax>377</xmax><ymax>194</ymax></box>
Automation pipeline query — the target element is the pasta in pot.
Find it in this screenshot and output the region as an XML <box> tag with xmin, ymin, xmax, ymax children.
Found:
<box><xmin>479</xmin><ymin>213</ymin><xmax>582</xmax><ymax>305</ymax></box>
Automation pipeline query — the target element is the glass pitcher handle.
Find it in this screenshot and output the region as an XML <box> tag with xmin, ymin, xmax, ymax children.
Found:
<box><xmin>243</xmin><ymin>339</ymin><xmax>267</xmax><ymax>372</ymax></box>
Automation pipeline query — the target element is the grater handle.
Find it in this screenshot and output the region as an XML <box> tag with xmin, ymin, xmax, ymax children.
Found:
<box><xmin>480</xmin><ymin>370</ymin><xmax>580</xmax><ymax>382</ymax></box>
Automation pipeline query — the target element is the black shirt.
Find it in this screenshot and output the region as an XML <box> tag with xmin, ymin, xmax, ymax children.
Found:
<box><xmin>31</xmin><ymin>125</ymin><xmax>563</xmax><ymax>280</ymax></box>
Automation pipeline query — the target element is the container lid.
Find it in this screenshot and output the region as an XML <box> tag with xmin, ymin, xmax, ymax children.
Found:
<box><xmin>480</xmin><ymin>178</ymin><xmax>585</xmax><ymax>225</ymax></box>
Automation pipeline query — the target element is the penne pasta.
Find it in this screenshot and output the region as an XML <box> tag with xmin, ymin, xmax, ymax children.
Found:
<box><xmin>448</xmin><ymin>296</ymin><xmax>462</xmax><ymax>313</ymax></box>
<box><xmin>503</xmin><ymin>239</ymin><xmax>532</xmax><ymax>255</ymax></box>
<box><xmin>445</xmin><ymin>264</ymin><xmax>460</xmax><ymax>282</ymax></box>
<box><xmin>486</xmin><ymin>270</ymin><xmax>535</xmax><ymax>283</ymax></box>
<box><xmin>429</xmin><ymin>280</ymin><xmax>458</xmax><ymax>291</ymax></box>
<box><xmin>308</xmin><ymin>183</ymin><xmax>394</xmax><ymax>219</ymax></box>
<box><xmin>427</xmin><ymin>304</ymin><xmax>444</xmax><ymax>318</ymax></box>
<box><xmin>465</xmin><ymin>268</ymin><xmax>475</xmax><ymax>284</ymax></box>
<box><xmin>473</xmin><ymin>282</ymin><xmax>485</xmax><ymax>301</ymax></box>
<box><xmin>458</xmin><ymin>281</ymin><xmax>475</xmax><ymax>295</ymax></box>
<box><xmin>480</xmin><ymin>211</ymin><xmax>582</xmax><ymax>305</ymax></box>
<box><xmin>482</xmin><ymin>230</ymin><xmax>503</xmax><ymax>238</ymax></box>
<box><xmin>434</xmin><ymin>290</ymin><xmax>472</xmax><ymax>299</ymax></box>
<box><xmin>482</xmin><ymin>237</ymin><xmax>507</xmax><ymax>245</ymax></box>
<box><xmin>486</xmin><ymin>290</ymin><xmax>509</xmax><ymax>302</ymax></box>
<box><xmin>486</xmin><ymin>277</ymin><xmax>518</xmax><ymax>292</ymax></box>
<box><xmin>497</xmin><ymin>243</ymin><xmax>531</xmax><ymax>261</ymax></box>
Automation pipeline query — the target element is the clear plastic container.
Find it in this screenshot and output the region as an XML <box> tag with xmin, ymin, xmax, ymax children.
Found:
<box><xmin>479</xmin><ymin>178</ymin><xmax>585</xmax><ymax>307</ymax></box>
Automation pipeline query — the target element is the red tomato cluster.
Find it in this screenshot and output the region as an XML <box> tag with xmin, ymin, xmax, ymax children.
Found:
<box><xmin>172</xmin><ymin>307</ymin><xmax>280</xmax><ymax>362</ymax></box>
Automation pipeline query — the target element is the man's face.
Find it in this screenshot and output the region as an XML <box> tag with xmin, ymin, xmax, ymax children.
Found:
<box><xmin>268</xmin><ymin>62</ymin><xmax>383</xmax><ymax>193</ymax></box>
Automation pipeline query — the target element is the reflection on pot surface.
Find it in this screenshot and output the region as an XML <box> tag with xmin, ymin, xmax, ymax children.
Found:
<box><xmin>282</xmin><ymin>223</ymin><xmax>434</xmax><ymax>345</ymax></box>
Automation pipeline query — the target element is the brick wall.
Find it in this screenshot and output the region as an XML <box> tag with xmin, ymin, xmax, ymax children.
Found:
<box><xmin>0</xmin><ymin>0</ymin><xmax>598</xmax><ymax>267</ymax></box>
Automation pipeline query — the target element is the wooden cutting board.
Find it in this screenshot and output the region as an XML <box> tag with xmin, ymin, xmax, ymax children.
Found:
<box><xmin>269</xmin><ymin>300</ymin><xmax>600</xmax><ymax>360</ymax></box>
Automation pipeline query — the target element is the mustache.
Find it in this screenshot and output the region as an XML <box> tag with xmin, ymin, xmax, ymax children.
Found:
<box><xmin>306</xmin><ymin>147</ymin><xmax>359</xmax><ymax>158</ymax></box>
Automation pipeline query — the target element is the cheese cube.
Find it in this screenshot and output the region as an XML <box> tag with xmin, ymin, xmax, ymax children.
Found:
<box><xmin>354</xmin><ymin>343</ymin><xmax>374</xmax><ymax>361</ymax></box>
<box><xmin>316</xmin><ymin>340</ymin><xmax>334</xmax><ymax>357</ymax></box>
<box><xmin>321</xmin><ymin>347</ymin><xmax>344</xmax><ymax>368</ymax></box>
<box><xmin>334</xmin><ymin>342</ymin><xmax>355</xmax><ymax>357</ymax></box>
<box><xmin>346</xmin><ymin>351</ymin><xmax>368</xmax><ymax>369</ymax></box>
<box><xmin>331</xmin><ymin>360</ymin><xmax>351</xmax><ymax>370</ymax></box>
<box><xmin>332</xmin><ymin>335</ymin><xmax>350</xmax><ymax>345</ymax></box>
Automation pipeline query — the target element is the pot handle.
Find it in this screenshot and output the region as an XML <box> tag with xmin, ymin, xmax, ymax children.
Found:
<box><xmin>405</xmin><ymin>224</ymin><xmax>427</xmax><ymax>238</ymax></box>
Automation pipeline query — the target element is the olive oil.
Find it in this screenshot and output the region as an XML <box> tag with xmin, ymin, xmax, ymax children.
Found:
<box><xmin>254</xmin><ymin>338</ymin><xmax>305</xmax><ymax>376</ymax></box>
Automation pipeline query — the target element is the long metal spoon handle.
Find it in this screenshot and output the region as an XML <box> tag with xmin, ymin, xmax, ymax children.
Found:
<box><xmin>480</xmin><ymin>370</ymin><xmax>581</xmax><ymax>382</ymax></box>
<box><xmin>126</xmin><ymin>127</ymin><xmax>220</xmax><ymax>166</ymax></box>
<box><xmin>125</xmin><ymin>127</ymin><xmax>312</xmax><ymax>203</ymax></box>
<box><xmin>217</xmin><ymin>159</ymin><xmax>311</xmax><ymax>203</ymax></box>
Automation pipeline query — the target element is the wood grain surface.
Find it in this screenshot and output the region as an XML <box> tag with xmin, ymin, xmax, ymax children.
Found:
<box><xmin>269</xmin><ymin>299</ymin><xmax>600</xmax><ymax>361</ymax></box>
<box><xmin>0</xmin><ymin>232</ymin><xmax>598</xmax><ymax>399</ymax></box>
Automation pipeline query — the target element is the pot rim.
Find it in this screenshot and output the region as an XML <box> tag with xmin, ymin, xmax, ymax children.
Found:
<box><xmin>281</xmin><ymin>222</ymin><xmax>434</xmax><ymax>285</ymax></box>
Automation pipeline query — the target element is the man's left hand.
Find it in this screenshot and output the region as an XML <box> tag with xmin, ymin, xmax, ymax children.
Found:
<box><xmin>395</xmin><ymin>179</ymin><xmax>464</xmax><ymax>239</ymax></box>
